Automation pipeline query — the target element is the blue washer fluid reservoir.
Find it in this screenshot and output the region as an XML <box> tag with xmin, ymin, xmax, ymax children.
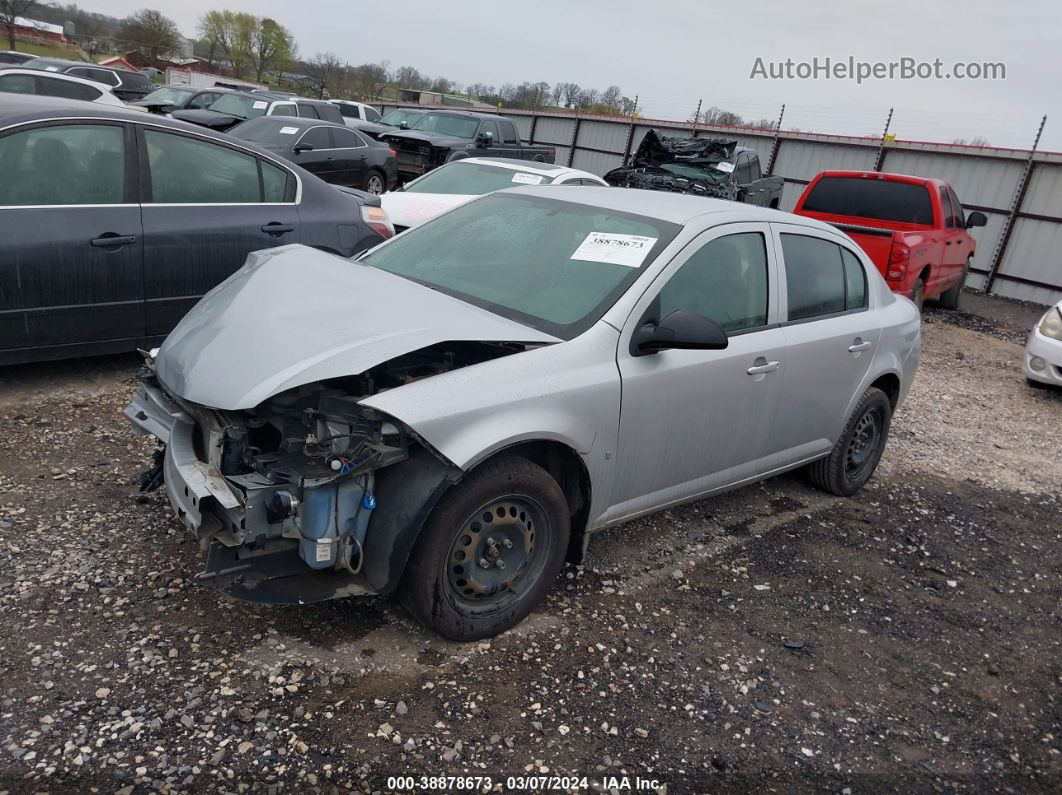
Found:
<box><xmin>297</xmin><ymin>477</ymin><xmax>366</xmax><ymax>570</ymax></box>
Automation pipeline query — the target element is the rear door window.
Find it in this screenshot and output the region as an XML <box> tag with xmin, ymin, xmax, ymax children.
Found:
<box><xmin>331</xmin><ymin>128</ymin><xmax>364</xmax><ymax>149</ymax></box>
<box><xmin>801</xmin><ymin>177</ymin><xmax>934</xmax><ymax>224</ymax></box>
<box><xmin>0</xmin><ymin>73</ymin><xmax>35</xmax><ymax>93</ymax></box>
<box><xmin>38</xmin><ymin>75</ymin><xmax>101</xmax><ymax>101</ymax></box>
<box><xmin>296</xmin><ymin>103</ymin><xmax>319</xmax><ymax>119</ymax></box>
<box><xmin>781</xmin><ymin>233</ymin><xmax>847</xmax><ymax>321</ymax></box>
<box><xmin>144</xmin><ymin>130</ymin><xmax>261</xmax><ymax>203</ymax></box>
<box><xmin>0</xmin><ymin>123</ymin><xmax>125</xmax><ymax>205</ymax></box>
<box><xmin>270</xmin><ymin>103</ymin><xmax>298</xmax><ymax>117</ymax></box>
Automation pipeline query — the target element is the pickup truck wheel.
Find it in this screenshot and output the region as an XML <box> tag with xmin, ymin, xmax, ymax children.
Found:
<box><xmin>531</xmin><ymin>154</ymin><xmax>546</xmax><ymax>162</ymax></box>
<box><xmin>938</xmin><ymin>260</ymin><xmax>969</xmax><ymax>310</ymax></box>
<box><xmin>911</xmin><ymin>278</ymin><xmax>926</xmax><ymax>312</ymax></box>
<box><xmin>399</xmin><ymin>456</ymin><xmax>569</xmax><ymax>641</ymax></box>
<box><xmin>806</xmin><ymin>387</ymin><xmax>892</xmax><ymax>497</ymax></box>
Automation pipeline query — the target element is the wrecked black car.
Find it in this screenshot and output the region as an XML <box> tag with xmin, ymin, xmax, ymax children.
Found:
<box><xmin>604</xmin><ymin>129</ymin><xmax>783</xmax><ymax>207</ymax></box>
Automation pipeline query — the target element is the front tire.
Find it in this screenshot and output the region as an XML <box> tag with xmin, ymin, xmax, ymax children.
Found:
<box><xmin>400</xmin><ymin>456</ymin><xmax>570</xmax><ymax>641</ymax></box>
<box><xmin>938</xmin><ymin>260</ymin><xmax>968</xmax><ymax>310</ymax></box>
<box><xmin>910</xmin><ymin>278</ymin><xmax>926</xmax><ymax>312</ymax></box>
<box><xmin>807</xmin><ymin>387</ymin><xmax>892</xmax><ymax>496</ymax></box>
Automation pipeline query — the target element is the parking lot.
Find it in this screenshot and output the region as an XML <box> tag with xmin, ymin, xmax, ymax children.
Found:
<box><xmin>0</xmin><ymin>297</ymin><xmax>1058</xmax><ymax>793</ymax></box>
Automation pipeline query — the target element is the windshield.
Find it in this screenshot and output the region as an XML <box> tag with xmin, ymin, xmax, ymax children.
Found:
<box><xmin>801</xmin><ymin>176</ymin><xmax>935</xmax><ymax>224</ymax></box>
<box><xmin>361</xmin><ymin>193</ymin><xmax>680</xmax><ymax>339</ymax></box>
<box><xmin>380</xmin><ymin>109</ymin><xmax>424</xmax><ymax>127</ymax></box>
<box><xmin>229</xmin><ymin>117</ymin><xmax>303</xmax><ymax>145</ymax></box>
<box><xmin>407</xmin><ymin>161</ymin><xmax>555</xmax><ymax>195</ymax></box>
<box><xmin>141</xmin><ymin>86</ymin><xmax>194</xmax><ymax>104</ymax></box>
<box><xmin>207</xmin><ymin>93</ymin><xmax>270</xmax><ymax>119</ymax></box>
<box><xmin>409</xmin><ymin>114</ymin><xmax>479</xmax><ymax>139</ymax></box>
<box><xmin>660</xmin><ymin>162</ymin><xmax>729</xmax><ymax>182</ymax></box>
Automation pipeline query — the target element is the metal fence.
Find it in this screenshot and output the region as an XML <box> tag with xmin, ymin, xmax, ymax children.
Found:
<box><xmin>378</xmin><ymin>102</ymin><xmax>1062</xmax><ymax>307</ymax></box>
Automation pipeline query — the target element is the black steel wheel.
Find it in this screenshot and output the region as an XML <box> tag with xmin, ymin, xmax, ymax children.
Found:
<box><xmin>807</xmin><ymin>386</ymin><xmax>892</xmax><ymax>496</ymax></box>
<box><xmin>400</xmin><ymin>456</ymin><xmax>569</xmax><ymax>640</ymax></box>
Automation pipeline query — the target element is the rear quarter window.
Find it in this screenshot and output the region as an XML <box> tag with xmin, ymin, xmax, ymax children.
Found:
<box><xmin>802</xmin><ymin>176</ymin><xmax>935</xmax><ymax>225</ymax></box>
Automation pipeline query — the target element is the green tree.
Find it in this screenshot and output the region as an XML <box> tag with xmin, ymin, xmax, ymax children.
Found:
<box><xmin>250</xmin><ymin>17</ymin><xmax>294</xmax><ymax>82</ymax></box>
<box><xmin>118</xmin><ymin>9</ymin><xmax>180</xmax><ymax>64</ymax></box>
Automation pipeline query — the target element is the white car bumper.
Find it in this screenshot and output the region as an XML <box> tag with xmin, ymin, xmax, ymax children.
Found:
<box><xmin>1024</xmin><ymin>326</ymin><xmax>1062</xmax><ymax>387</ymax></box>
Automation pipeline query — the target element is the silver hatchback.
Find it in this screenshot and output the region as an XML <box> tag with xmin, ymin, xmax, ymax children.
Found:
<box><xmin>126</xmin><ymin>187</ymin><xmax>921</xmax><ymax>640</ymax></box>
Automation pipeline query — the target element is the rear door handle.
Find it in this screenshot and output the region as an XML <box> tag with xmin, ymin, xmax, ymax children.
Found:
<box><xmin>849</xmin><ymin>339</ymin><xmax>873</xmax><ymax>353</ymax></box>
<box><xmin>261</xmin><ymin>223</ymin><xmax>294</xmax><ymax>235</ymax></box>
<box><xmin>90</xmin><ymin>233</ymin><xmax>137</xmax><ymax>247</ymax></box>
<box><xmin>747</xmin><ymin>360</ymin><xmax>780</xmax><ymax>375</ymax></box>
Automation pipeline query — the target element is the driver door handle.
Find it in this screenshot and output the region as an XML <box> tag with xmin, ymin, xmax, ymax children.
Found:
<box><xmin>747</xmin><ymin>359</ymin><xmax>780</xmax><ymax>375</ymax></box>
<box><xmin>849</xmin><ymin>339</ymin><xmax>873</xmax><ymax>353</ymax></box>
<box><xmin>261</xmin><ymin>223</ymin><xmax>294</xmax><ymax>235</ymax></box>
<box><xmin>90</xmin><ymin>233</ymin><xmax>136</xmax><ymax>247</ymax></box>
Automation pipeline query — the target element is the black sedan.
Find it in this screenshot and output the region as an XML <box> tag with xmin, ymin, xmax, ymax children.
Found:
<box><xmin>228</xmin><ymin>116</ymin><xmax>399</xmax><ymax>194</ymax></box>
<box><xmin>129</xmin><ymin>85</ymin><xmax>232</xmax><ymax>115</ymax></box>
<box><xmin>0</xmin><ymin>95</ymin><xmax>394</xmax><ymax>365</ymax></box>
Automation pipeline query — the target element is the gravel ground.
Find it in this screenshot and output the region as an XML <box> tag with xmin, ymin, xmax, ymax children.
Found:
<box><xmin>0</xmin><ymin>300</ymin><xmax>1059</xmax><ymax>794</ymax></box>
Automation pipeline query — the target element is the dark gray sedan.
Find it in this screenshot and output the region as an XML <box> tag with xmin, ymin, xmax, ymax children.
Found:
<box><xmin>228</xmin><ymin>115</ymin><xmax>399</xmax><ymax>194</ymax></box>
<box><xmin>0</xmin><ymin>95</ymin><xmax>393</xmax><ymax>365</ymax></box>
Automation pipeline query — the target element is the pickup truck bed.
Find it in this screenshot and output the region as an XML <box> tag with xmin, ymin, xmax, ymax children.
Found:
<box><xmin>793</xmin><ymin>171</ymin><xmax>986</xmax><ymax>310</ymax></box>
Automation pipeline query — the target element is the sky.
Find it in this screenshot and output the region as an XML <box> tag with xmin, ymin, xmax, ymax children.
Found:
<box><xmin>77</xmin><ymin>0</ymin><xmax>1061</xmax><ymax>150</ymax></box>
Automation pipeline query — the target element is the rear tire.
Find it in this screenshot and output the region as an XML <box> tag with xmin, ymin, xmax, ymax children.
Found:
<box><xmin>938</xmin><ymin>261</ymin><xmax>968</xmax><ymax>310</ymax></box>
<box><xmin>807</xmin><ymin>387</ymin><xmax>892</xmax><ymax>496</ymax></box>
<box><xmin>363</xmin><ymin>169</ymin><xmax>385</xmax><ymax>195</ymax></box>
<box><xmin>400</xmin><ymin>456</ymin><xmax>569</xmax><ymax>641</ymax></box>
<box><xmin>910</xmin><ymin>278</ymin><xmax>926</xmax><ymax>312</ymax></box>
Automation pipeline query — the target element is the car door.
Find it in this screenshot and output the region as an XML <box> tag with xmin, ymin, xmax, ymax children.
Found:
<box><xmin>478</xmin><ymin>119</ymin><xmax>501</xmax><ymax>156</ymax></box>
<box><xmin>767</xmin><ymin>224</ymin><xmax>880</xmax><ymax>462</ymax></box>
<box><xmin>0</xmin><ymin>120</ymin><xmax>144</xmax><ymax>360</ymax></box>
<box><xmin>742</xmin><ymin>153</ymin><xmax>769</xmax><ymax>206</ymax></box>
<box><xmin>497</xmin><ymin>119</ymin><xmax>522</xmax><ymax>159</ymax></box>
<box><xmin>292</xmin><ymin>125</ymin><xmax>337</xmax><ymax>182</ymax></box>
<box><xmin>938</xmin><ymin>186</ymin><xmax>969</xmax><ymax>287</ymax></box>
<box><xmin>330</xmin><ymin>127</ymin><xmax>369</xmax><ymax>187</ymax></box>
<box><xmin>137</xmin><ymin>125</ymin><xmax>301</xmax><ymax>336</ymax></box>
<box><xmin>608</xmin><ymin>224</ymin><xmax>787</xmax><ymax>521</ymax></box>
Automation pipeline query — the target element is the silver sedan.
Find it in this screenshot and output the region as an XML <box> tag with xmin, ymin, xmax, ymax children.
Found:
<box><xmin>126</xmin><ymin>187</ymin><xmax>921</xmax><ymax>640</ymax></box>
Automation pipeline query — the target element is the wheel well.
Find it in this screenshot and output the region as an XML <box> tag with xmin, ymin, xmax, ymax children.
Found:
<box><xmin>769</xmin><ymin>197</ymin><xmax>779</xmax><ymax>208</ymax></box>
<box><xmin>492</xmin><ymin>440</ymin><xmax>591</xmax><ymax>565</ymax></box>
<box><xmin>870</xmin><ymin>373</ymin><xmax>900</xmax><ymax>410</ymax></box>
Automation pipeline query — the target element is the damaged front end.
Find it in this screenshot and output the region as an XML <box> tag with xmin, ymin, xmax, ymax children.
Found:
<box><xmin>604</xmin><ymin>129</ymin><xmax>739</xmax><ymax>199</ymax></box>
<box><xmin>125</xmin><ymin>342</ymin><xmax>520</xmax><ymax>604</ymax></box>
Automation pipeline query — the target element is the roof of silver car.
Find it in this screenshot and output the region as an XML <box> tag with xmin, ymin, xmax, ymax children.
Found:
<box><xmin>500</xmin><ymin>185</ymin><xmax>813</xmax><ymax>226</ymax></box>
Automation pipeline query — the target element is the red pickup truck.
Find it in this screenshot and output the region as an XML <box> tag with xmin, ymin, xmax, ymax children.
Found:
<box><xmin>793</xmin><ymin>171</ymin><xmax>987</xmax><ymax>310</ymax></box>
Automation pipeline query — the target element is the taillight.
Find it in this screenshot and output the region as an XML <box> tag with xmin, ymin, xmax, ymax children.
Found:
<box><xmin>887</xmin><ymin>242</ymin><xmax>910</xmax><ymax>280</ymax></box>
<box><xmin>361</xmin><ymin>205</ymin><xmax>394</xmax><ymax>239</ymax></box>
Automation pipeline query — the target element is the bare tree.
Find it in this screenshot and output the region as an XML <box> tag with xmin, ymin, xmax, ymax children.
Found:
<box><xmin>118</xmin><ymin>9</ymin><xmax>180</xmax><ymax>64</ymax></box>
<box><xmin>556</xmin><ymin>81</ymin><xmax>581</xmax><ymax>108</ymax></box>
<box><xmin>576</xmin><ymin>88</ymin><xmax>598</xmax><ymax>109</ymax></box>
<box><xmin>599</xmin><ymin>85</ymin><xmax>623</xmax><ymax>112</ymax></box>
<box><xmin>1</xmin><ymin>0</ymin><xmax>51</xmax><ymax>50</ymax></box>
<box><xmin>394</xmin><ymin>65</ymin><xmax>429</xmax><ymax>89</ymax></box>
<box><xmin>702</xmin><ymin>105</ymin><xmax>744</xmax><ymax>127</ymax></box>
<box><xmin>304</xmin><ymin>51</ymin><xmax>343</xmax><ymax>98</ymax></box>
<box><xmin>349</xmin><ymin>61</ymin><xmax>390</xmax><ymax>99</ymax></box>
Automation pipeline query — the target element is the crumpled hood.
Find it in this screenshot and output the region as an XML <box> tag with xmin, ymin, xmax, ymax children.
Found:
<box><xmin>382</xmin><ymin>130</ymin><xmax>467</xmax><ymax>148</ymax></box>
<box><xmin>380</xmin><ymin>191</ymin><xmax>473</xmax><ymax>228</ymax></box>
<box><xmin>155</xmin><ymin>245</ymin><xmax>558</xmax><ymax>410</ymax></box>
<box><xmin>170</xmin><ymin>108</ymin><xmax>239</xmax><ymax>129</ymax></box>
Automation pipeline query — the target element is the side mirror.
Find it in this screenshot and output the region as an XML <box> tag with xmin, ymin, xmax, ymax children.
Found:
<box><xmin>965</xmin><ymin>210</ymin><xmax>987</xmax><ymax>228</ymax></box>
<box><xmin>477</xmin><ymin>130</ymin><xmax>494</xmax><ymax>147</ymax></box>
<box><xmin>293</xmin><ymin>142</ymin><xmax>313</xmax><ymax>153</ymax></box>
<box><xmin>630</xmin><ymin>310</ymin><xmax>729</xmax><ymax>356</ymax></box>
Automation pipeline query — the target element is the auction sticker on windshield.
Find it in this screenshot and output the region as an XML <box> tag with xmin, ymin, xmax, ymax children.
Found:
<box><xmin>713</xmin><ymin>161</ymin><xmax>736</xmax><ymax>173</ymax></box>
<box><xmin>279</xmin><ymin>126</ymin><xmax>299</xmax><ymax>135</ymax></box>
<box><xmin>511</xmin><ymin>172</ymin><xmax>544</xmax><ymax>185</ymax></box>
<box><xmin>253</xmin><ymin>101</ymin><xmax>268</xmax><ymax>109</ymax></box>
<box><xmin>570</xmin><ymin>233</ymin><xmax>657</xmax><ymax>268</ymax></box>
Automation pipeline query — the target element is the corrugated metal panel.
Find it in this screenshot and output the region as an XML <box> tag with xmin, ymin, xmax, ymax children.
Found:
<box><xmin>966</xmin><ymin>210</ymin><xmax>1008</xmax><ymax>273</ymax></box>
<box><xmin>996</xmin><ymin>218</ymin><xmax>1062</xmax><ymax>301</ymax></box>
<box><xmin>1020</xmin><ymin>163</ymin><xmax>1062</xmax><ymax>217</ymax></box>
<box><xmin>575</xmin><ymin>120</ymin><xmax>630</xmax><ymax>154</ymax></box>
<box><xmin>551</xmin><ymin>145</ymin><xmax>572</xmax><ymax>167</ymax></box>
<box><xmin>533</xmin><ymin>117</ymin><xmax>576</xmax><ymax>148</ymax></box>
<box><xmin>570</xmin><ymin>148</ymin><xmax>624</xmax><ymax>176</ymax></box>
<box><xmin>773</xmin><ymin>140</ymin><xmax>877</xmax><ymax>182</ymax></box>
<box><xmin>510</xmin><ymin>115</ymin><xmax>532</xmax><ymax>141</ymax></box>
<box><xmin>989</xmin><ymin>278</ymin><xmax>1061</xmax><ymax>306</ymax></box>
<box><xmin>882</xmin><ymin>150</ymin><xmax>1023</xmax><ymax>210</ymax></box>
<box><xmin>779</xmin><ymin>181</ymin><xmax>806</xmax><ymax>211</ymax></box>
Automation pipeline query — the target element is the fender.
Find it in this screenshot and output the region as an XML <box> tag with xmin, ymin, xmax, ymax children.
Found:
<box><xmin>361</xmin><ymin>446</ymin><xmax>462</xmax><ymax>595</ymax></box>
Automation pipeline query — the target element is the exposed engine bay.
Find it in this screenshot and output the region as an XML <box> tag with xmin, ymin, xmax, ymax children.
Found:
<box><xmin>132</xmin><ymin>341</ymin><xmax>528</xmax><ymax>602</ymax></box>
<box><xmin>604</xmin><ymin>129</ymin><xmax>740</xmax><ymax>199</ymax></box>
